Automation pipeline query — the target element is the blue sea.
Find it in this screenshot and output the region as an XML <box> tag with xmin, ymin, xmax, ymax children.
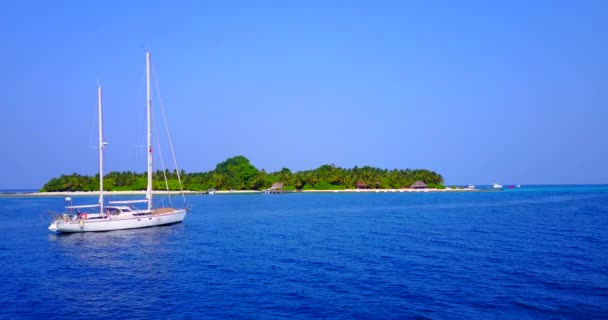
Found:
<box><xmin>1</xmin><ymin>186</ymin><xmax>607</xmax><ymax>319</ymax></box>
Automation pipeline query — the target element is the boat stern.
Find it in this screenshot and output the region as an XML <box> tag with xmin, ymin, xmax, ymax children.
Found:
<box><xmin>48</xmin><ymin>214</ymin><xmax>76</xmax><ymax>233</ymax></box>
<box><xmin>48</xmin><ymin>221</ymin><xmax>61</xmax><ymax>232</ymax></box>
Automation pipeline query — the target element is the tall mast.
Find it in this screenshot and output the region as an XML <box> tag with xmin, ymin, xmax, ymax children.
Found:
<box><xmin>98</xmin><ymin>85</ymin><xmax>105</xmax><ymax>215</ymax></box>
<box><xmin>146</xmin><ymin>51</ymin><xmax>153</xmax><ymax>211</ymax></box>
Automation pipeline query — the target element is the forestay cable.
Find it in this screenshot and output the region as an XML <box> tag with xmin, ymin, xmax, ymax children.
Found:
<box><xmin>151</xmin><ymin>65</ymin><xmax>187</xmax><ymax>206</ymax></box>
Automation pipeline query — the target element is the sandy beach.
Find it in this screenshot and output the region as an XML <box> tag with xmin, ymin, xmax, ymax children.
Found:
<box><xmin>0</xmin><ymin>188</ymin><xmax>484</xmax><ymax>198</ymax></box>
<box><xmin>0</xmin><ymin>190</ymin><xmax>206</xmax><ymax>198</ymax></box>
<box><xmin>301</xmin><ymin>188</ymin><xmax>478</xmax><ymax>193</ymax></box>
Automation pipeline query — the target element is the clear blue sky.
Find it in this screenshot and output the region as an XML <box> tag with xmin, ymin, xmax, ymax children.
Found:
<box><xmin>1</xmin><ymin>0</ymin><xmax>607</xmax><ymax>189</ymax></box>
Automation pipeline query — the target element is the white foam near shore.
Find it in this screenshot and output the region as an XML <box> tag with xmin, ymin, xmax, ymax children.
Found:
<box><xmin>2</xmin><ymin>188</ymin><xmax>480</xmax><ymax>198</ymax></box>
<box><xmin>301</xmin><ymin>188</ymin><xmax>477</xmax><ymax>193</ymax></box>
<box><xmin>4</xmin><ymin>190</ymin><xmax>205</xmax><ymax>197</ymax></box>
<box><xmin>214</xmin><ymin>190</ymin><xmax>265</xmax><ymax>194</ymax></box>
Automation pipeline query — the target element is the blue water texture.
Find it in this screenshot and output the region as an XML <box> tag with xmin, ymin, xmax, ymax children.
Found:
<box><xmin>1</xmin><ymin>185</ymin><xmax>607</xmax><ymax>319</ymax></box>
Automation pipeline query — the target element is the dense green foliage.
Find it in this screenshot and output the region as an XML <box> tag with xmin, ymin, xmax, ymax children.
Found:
<box><xmin>41</xmin><ymin>156</ymin><xmax>444</xmax><ymax>192</ymax></box>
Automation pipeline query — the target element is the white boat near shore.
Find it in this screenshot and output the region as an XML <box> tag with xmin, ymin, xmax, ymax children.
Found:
<box><xmin>492</xmin><ymin>183</ymin><xmax>503</xmax><ymax>189</ymax></box>
<box><xmin>49</xmin><ymin>52</ymin><xmax>188</xmax><ymax>233</ymax></box>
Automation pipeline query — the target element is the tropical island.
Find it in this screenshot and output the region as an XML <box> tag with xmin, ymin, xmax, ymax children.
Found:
<box><xmin>40</xmin><ymin>156</ymin><xmax>446</xmax><ymax>192</ymax></box>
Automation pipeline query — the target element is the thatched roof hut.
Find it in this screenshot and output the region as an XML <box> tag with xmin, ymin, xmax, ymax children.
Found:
<box><xmin>356</xmin><ymin>181</ymin><xmax>368</xmax><ymax>189</ymax></box>
<box><xmin>271</xmin><ymin>182</ymin><xmax>284</xmax><ymax>191</ymax></box>
<box><xmin>411</xmin><ymin>181</ymin><xmax>428</xmax><ymax>189</ymax></box>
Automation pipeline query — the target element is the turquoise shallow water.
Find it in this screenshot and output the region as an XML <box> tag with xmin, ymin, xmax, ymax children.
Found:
<box><xmin>0</xmin><ymin>186</ymin><xmax>607</xmax><ymax>319</ymax></box>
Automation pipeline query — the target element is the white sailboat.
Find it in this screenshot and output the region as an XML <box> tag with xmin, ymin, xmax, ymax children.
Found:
<box><xmin>49</xmin><ymin>52</ymin><xmax>188</xmax><ymax>233</ymax></box>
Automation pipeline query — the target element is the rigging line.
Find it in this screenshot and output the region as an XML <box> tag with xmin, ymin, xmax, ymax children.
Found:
<box><xmin>151</xmin><ymin>65</ymin><xmax>187</xmax><ymax>205</ymax></box>
<box><xmin>153</xmin><ymin>119</ymin><xmax>173</xmax><ymax>206</ymax></box>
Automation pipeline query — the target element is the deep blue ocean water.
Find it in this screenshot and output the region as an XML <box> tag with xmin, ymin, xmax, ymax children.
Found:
<box><xmin>0</xmin><ymin>186</ymin><xmax>607</xmax><ymax>319</ymax></box>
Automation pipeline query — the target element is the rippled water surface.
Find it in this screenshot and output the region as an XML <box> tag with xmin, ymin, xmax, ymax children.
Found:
<box><xmin>1</xmin><ymin>186</ymin><xmax>607</xmax><ymax>319</ymax></box>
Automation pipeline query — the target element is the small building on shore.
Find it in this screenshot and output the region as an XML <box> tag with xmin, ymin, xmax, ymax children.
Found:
<box><xmin>356</xmin><ymin>181</ymin><xmax>369</xmax><ymax>189</ymax></box>
<box><xmin>267</xmin><ymin>182</ymin><xmax>284</xmax><ymax>194</ymax></box>
<box><xmin>411</xmin><ymin>181</ymin><xmax>428</xmax><ymax>189</ymax></box>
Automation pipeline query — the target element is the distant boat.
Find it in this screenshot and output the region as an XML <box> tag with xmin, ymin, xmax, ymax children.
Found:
<box><xmin>517</xmin><ymin>184</ymin><xmax>521</xmax><ymax>188</ymax></box>
<box><xmin>467</xmin><ymin>184</ymin><xmax>475</xmax><ymax>189</ymax></box>
<box><xmin>492</xmin><ymin>183</ymin><xmax>503</xmax><ymax>189</ymax></box>
<box><xmin>48</xmin><ymin>52</ymin><xmax>189</xmax><ymax>233</ymax></box>
<box><xmin>208</xmin><ymin>188</ymin><xmax>216</xmax><ymax>195</ymax></box>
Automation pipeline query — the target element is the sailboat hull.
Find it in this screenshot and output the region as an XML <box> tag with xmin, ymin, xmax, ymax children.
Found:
<box><xmin>49</xmin><ymin>209</ymin><xmax>187</xmax><ymax>233</ymax></box>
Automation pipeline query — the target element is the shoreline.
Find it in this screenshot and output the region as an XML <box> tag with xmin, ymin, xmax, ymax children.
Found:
<box><xmin>0</xmin><ymin>188</ymin><xmax>482</xmax><ymax>198</ymax></box>
<box><xmin>0</xmin><ymin>190</ymin><xmax>206</xmax><ymax>198</ymax></box>
<box><xmin>301</xmin><ymin>188</ymin><xmax>478</xmax><ymax>193</ymax></box>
